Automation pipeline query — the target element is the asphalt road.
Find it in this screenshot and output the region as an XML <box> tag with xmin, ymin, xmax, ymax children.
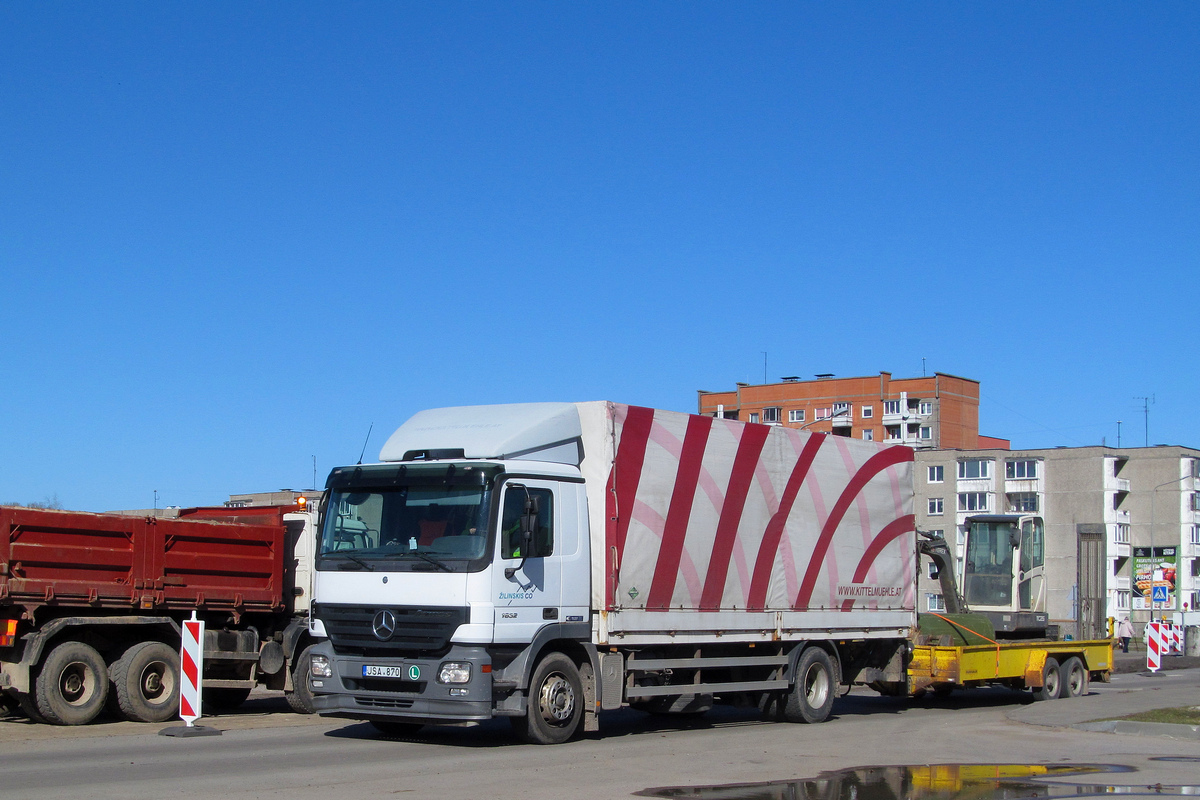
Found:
<box><xmin>0</xmin><ymin>670</ymin><xmax>1197</xmax><ymax>800</ymax></box>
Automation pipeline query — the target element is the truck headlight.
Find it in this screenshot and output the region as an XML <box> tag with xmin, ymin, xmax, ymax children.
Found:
<box><xmin>311</xmin><ymin>653</ymin><xmax>333</xmax><ymax>678</ymax></box>
<box><xmin>438</xmin><ymin>662</ymin><xmax>471</xmax><ymax>684</ymax></box>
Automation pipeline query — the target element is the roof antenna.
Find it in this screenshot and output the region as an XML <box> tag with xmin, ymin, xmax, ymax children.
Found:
<box><xmin>357</xmin><ymin>423</ymin><xmax>374</xmax><ymax>465</ymax></box>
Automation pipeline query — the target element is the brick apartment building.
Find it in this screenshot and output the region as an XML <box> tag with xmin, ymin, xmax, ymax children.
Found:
<box><xmin>697</xmin><ymin>372</ymin><xmax>1004</xmax><ymax>450</ymax></box>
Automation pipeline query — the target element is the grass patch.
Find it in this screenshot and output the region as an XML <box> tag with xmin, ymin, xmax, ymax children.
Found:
<box><xmin>1096</xmin><ymin>707</ymin><xmax>1200</xmax><ymax>725</ymax></box>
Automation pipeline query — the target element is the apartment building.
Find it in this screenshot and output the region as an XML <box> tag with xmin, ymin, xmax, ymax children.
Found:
<box><xmin>914</xmin><ymin>446</ymin><xmax>1200</xmax><ymax>638</ymax></box>
<box><xmin>698</xmin><ymin>372</ymin><xmax>998</xmax><ymax>450</ymax></box>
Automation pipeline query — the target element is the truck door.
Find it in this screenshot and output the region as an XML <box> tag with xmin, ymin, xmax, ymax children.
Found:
<box><xmin>1017</xmin><ymin>516</ymin><xmax>1045</xmax><ymax>612</ymax></box>
<box><xmin>492</xmin><ymin>480</ymin><xmax>562</xmax><ymax>643</ymax></box>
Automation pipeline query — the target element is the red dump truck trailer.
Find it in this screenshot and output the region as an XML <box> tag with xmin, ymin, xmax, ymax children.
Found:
<box><xmin>0</xmin><ymin>504</ymin><xmax>319</xmax><ymax>725</ymax></box>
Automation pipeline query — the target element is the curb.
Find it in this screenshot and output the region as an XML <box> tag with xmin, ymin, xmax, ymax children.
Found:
<box><xmin>1072</xmin><ymin>719</ymin><xmax>1200</xmax><ymax>740</ymax></box>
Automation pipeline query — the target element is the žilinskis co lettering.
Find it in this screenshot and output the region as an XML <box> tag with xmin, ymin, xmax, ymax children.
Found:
<box><xmin>835</xmin><ymin>584</ymin><xmax>903</xmax><ymax>599</ymax></box>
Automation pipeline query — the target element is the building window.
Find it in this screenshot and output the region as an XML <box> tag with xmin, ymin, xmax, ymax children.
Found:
<box><xmin>958</xmin><ymin>492</ymin><xmax>989</xmax><ymax>512</ymax></box>
<box><xmin>1117</xmin><ymin>524</ymin><xmax>1132</xmax><ymax>544</ymax></box>
<box><xmin>919</xmin><ymin>401</ymin><xmax>933</xmax><ymax>415</ymax></box>
<box><xmin>814</xmin><ymin>407</ymin><xmax>831</xmax><ymax>420</ymax></box>
<box><xmin>928</xmin><ymin>498</ymin><xmax>944</xmax><ymax>516</ymax></box>
<box><xmin>928</xmin><ymin>466</ymin><xmax>944</xmax><ymax>483</ymax></box>
<box><xmin>862</xmin><ymin>430</ymin><xmax>874</xmax><ymax>441</ymax></box>
<box><xmin>919</xmin><ymin>426</ymin><xmax>932</xmax><ymax>440</ymax></box>
<box><xmin>883</xmin><ymin>400</ymin><xmax>901</xmax><ymax>415</ymax></box>
<box><xmin>861</xmin><ymin>406</ymin><xmax>874</xmax><ymax>418</ymax></box>
<box><xmin>926</xmin><ymin>594</ymin><xmax>946</xmax><ymax>612</ymax></box>
<box><xmin>1190</xmin><ymin>525</ymin><xmax>1200</xmax><ymax>545</ymax></box>
<box><xmin>1008</xmin><ymin>493</ymin><xmax>1038</xmax><ymax>513</ymax></box>
<box><xmin>927</xmin><ymin>561</ymin><xmax>940</xmax><ymax>579</ymax></box>
<box><xmin>748</xmin><ymin>412</ymin><xmax>759</xmax><ymax>424</ymax></box>
<box><xmin>1116</xmin><ymin>590</ymin><xmax>1130</xmax><ymax>611</ymax></box>
<box><xmin>788</xmin><ymin>409</ymin><xmax>805</xmax><ymax>423</ymax></box>
<box><xmin>832</xmin><ymin>402</ymin><xmax>851</xmax><ymax>419</ymax></box>
<box><xmin>885</xmin><ymin>426</ymin><xmax>901</xmax><ymax>441</ymax></box>
<box><xmin>1006</xmin><ymin>460</ymin><xmax>1038</xmax><ymax>479</ymax></box>
<box><xmin>1192</xmin><ymin>493</ymin><xmax>1200</xmax><ymax>512</ymax></box>
<box><xmin>958</xmin><ymin>459</ymin><xmax>992</xmax><ymax>480</ymax></box>
<box><xmin>762</xmin><ymin>407</ymin><xmax>781</xmax><ymax>424</ymax></box>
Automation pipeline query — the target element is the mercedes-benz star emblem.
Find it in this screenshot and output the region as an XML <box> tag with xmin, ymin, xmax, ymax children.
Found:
<box><xmin>372</xmin><ymin>609</ymin><xmax>397</xmax><ymax>641</ymax></box>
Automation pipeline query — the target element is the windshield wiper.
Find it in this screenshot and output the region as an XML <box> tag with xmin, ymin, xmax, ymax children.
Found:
<box><xmin>409</xmin><ymin>551</ymin><xmax>452</xmax><ymax>572</ymax></box>
<box><xmin>329</xmin><ymin>552</ymin><xmax>374</xmax><ymax>571</ymax></box>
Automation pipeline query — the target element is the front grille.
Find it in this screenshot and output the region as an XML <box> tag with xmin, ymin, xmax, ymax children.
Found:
<box><xmin>348</xmin><ymin>679</ymin><xmax>425</xmax><ymax>693</ymax></box>
<box><xmin>355</xmin><ymin>696</ymin><xmax>415</xmax><ymax>709</ymax></box>
<box><xmin>316</xmin><ymin>603</ymin><xmax>468</xmax><ymax>657</ymax></box>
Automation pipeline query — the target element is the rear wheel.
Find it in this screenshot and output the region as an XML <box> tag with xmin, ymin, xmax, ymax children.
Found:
<box><xmin>1032</xmin><ymin>658</ymin><xmax>1061</xmax><ymax>701</ymax></box>
<box><xmin>783</xmin><ymin>647</ymin><xmax>836</xmax><ymax>723</ymax></box>
<box><xmin>35</xmin><ymin>641</ymin><xmax>109</xmax><ymax>725</ymax></box>
<box><xmin>111</xmin><ymin>641</ymin><xmax>180</xmax><ymax>723</ymax></box>
<box><xmin>512</xmin><ymin>652</ymin><xmax>583</xmax><ymax>744</ymax></box>
<box><xmin>1059</xmin><ymin>656</ymin><xmax>1089</xmax><ymax>698</ymax></box>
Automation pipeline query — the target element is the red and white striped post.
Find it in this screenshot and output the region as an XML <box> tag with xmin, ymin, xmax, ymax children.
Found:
<box><xmin>159</xmin><ymin>611</ymin><xmax>220</xmax><ymax>736</ymax></box>
<box><xmin>1146</xmin><ymin>621</ymin><xmax>1163</xmax><ymax>672</ymax></box>
<box><xmin>180</xmin><ymin>611</ymin><xmax>204</xmax><ymax>726</ymax></box>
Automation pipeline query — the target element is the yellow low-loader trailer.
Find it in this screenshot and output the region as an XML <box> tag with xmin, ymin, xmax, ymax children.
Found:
<box><xmin>907</xmin><ymin>614</ymin><xmax>1113</xmax><ymax>700</ymax></box>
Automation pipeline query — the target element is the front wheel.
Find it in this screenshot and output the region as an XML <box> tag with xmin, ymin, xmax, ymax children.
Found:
<box><xmin>285</xmin><ymin>644</ymin><xmax>317</xmax><ymax>714</ymax></box>
<box><xmin>1032</xmin><ymin>658</ymin><xmax>1061</xmax><ymax>701</ymax></box>
<box><xmin>783</xmin><ymin>647</ymin><xmax>836</xmax><ymax>724</ymax></box>
<box><xmin>512</xmin><ymin>653</ymin><xmax>583</xmax><ymax>744</ymax></box>
<box><xmin>35</xmin><ymin>641</ymin><xmax>109</xmax><ymax>725</ymax></box>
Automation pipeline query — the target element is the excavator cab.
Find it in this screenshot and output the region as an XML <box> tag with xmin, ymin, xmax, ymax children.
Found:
<box><xmin>962</xmin><ymin>515</ymin><xmax>1048</xmax><ymax>637</ymax></box>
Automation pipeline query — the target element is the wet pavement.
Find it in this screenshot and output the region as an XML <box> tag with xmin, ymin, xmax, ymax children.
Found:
<box><xmin>637</xmin><ymin>763</ymin><xmax>1200</xmax><ymax>800</ymax></box>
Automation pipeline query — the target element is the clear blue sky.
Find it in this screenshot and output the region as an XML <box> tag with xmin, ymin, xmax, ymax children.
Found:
<box><xmin>2</xmin><ymin>3</ymin><xmax>1197</xmax><ymax>511</ymax></box>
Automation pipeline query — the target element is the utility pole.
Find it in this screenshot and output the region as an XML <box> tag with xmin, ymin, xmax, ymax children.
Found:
<box><xmin>1117</xmin><ymin>420</ymin><xmax>1122</xmax><ymax>448</ymax></box>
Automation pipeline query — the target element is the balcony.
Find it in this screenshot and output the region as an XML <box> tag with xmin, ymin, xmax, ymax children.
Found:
<box><xmin>1105</xmin><ymin>477</ymin><xmax>1131</xmax><ymax>492</ymax></box>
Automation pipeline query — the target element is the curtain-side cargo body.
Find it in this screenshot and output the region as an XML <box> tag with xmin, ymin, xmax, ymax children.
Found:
<box><xmin>310</xmin><ymin>402</ymin><xmax>917</xmax><ymax>742</ymax></box>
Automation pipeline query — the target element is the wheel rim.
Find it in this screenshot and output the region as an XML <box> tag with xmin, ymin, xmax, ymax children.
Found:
<box><xmin>537</xmin><ymin>672</ymin><xmax>576</xmax><ymax>725</ymax></box>
<box><xmin>803</xmin><ymin>662</ymin><xmax>830</xmax><ymax>708</ymax></box>
<box><xmin>58</xmin><ymin>662</ymin><xmax>96</xmax><ymax>707</ymax></box>
<box><xmin>140</xmin><ymin>660</ymin><xmax>174</xmax><ymax>701</ymax></box>
<box><xmin>1045</xmin><ymin>668</ymin><xmax>1059</xmax><ymax>696</ymax></box>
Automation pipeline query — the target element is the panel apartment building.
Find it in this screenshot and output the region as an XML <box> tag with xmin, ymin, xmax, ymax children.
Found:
<box><xmin>913</xmin><ymin>446</ymin><xmax>1200</xmax><ymax>638</ymax></box>
<box><xmin>697</xmin><ymin>372</ymin><xmax>1003</xmax><ymax>450</ymax></box>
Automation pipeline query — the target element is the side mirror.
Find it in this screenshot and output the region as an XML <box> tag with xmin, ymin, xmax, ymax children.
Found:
<box><xmin>519</xmin><ymin>495</ymin><xmax>540</xmax><ymax>556</ymax></box>
<box><xmin>1009</xmin><ymin>528</ymin><xmax>1021</xmax><ymax>549</ymax></box>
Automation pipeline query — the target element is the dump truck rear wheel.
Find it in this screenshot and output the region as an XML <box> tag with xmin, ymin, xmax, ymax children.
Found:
<box><xmin>784</xmin><ymin>647</ymin><xmax>835</xmax><ymax>723</ymax></box>
<box><xmin>1059</xmin><ymin>657</ymin><xmax>1089</xmax><ymax>698</ymax></box>
<box><xmin>35</xmin><ymin>641</ymin><xmax>109</xmax><ymax>725</ymax></box>
<box><xmin>111</xmin><ymin>641</ymin><xmax>179</xmax><ymax>723</ymax></box>
<box><xmin>1032</xmin><ymin>658</ymin><xmax>1061</xmax><ymax>701</ymax></box>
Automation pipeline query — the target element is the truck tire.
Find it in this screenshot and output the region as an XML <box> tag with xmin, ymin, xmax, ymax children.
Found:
<box><xmin>285</xmin><ymin>644</ymin><xmax>316</xmax><ymax>714</ymax></box>
<box><xmin>1032</xmin><ymin>658</ymin><xmax>1061</xmax><ymax>701</ymax></box>
<box><xmin>1059</xmin><ymin>657</ymin><xmax>1089</xmax><ymax>698</ymax></box>
<box><xmin>110</xmin><ymin>642</ymin><xmax>180</xmax><ymax>723</ymax></box>
<box><xmin>784</xmin><ymin>647</ymin><xmax>836</xmax><ymax>724</ymax></box>
<box><xmin>35</xmin><ymin>641</ymin><xmax>109</xmax><ymax>725</ymax></box>
<box><xmin>512</xmin><ymin>652</ymin><xmax>583</xmax><ymax>744</ymax></box>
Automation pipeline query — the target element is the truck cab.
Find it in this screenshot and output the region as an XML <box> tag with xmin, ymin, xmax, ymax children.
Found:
<box><xmin>308</xmin><ymin>404</ymin><xmax>593</xmax><ymax>735</ymax></box>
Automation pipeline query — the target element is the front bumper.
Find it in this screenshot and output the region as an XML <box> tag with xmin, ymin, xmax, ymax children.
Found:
<box><xmin>309</xmin><ymin>640</ymin><xmax>494</xmax><ymax>724</ymax></box>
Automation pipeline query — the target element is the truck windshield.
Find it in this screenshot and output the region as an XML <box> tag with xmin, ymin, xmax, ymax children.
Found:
<box><xmin>318</xmin><ymin>484</ymin><xmax>492</xmax><ymax>571</ymax></box>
